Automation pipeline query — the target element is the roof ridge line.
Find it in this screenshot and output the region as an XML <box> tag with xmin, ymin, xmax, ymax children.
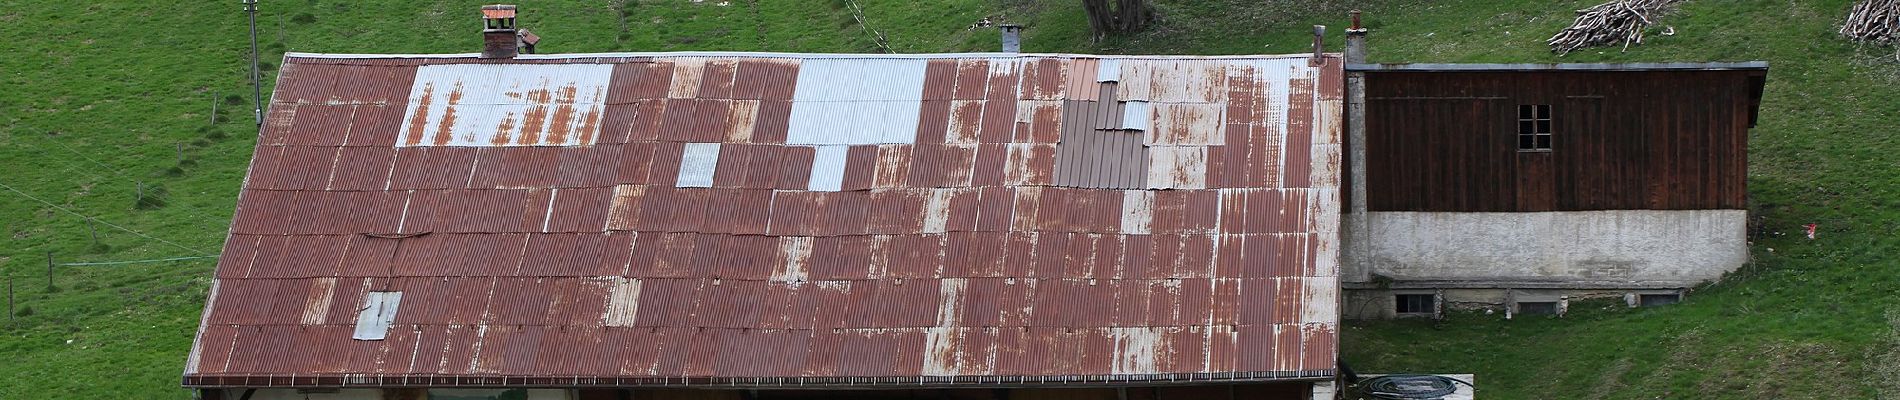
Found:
<box><xmin>284</xmin><ymin>51</ymin><xmax>1338</xmax><ymax>61</ymax></box>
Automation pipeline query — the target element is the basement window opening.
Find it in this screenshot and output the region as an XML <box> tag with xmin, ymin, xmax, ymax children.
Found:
<box><xmin>1395</xmin><ymin>294</ymin><xmax>1435</xmax><ymax>315</ymax></box>
<box><xmin>1516</xmin><ymin>301</ymin><xmax>1559</xmax><ymax>315</ymax></box>
<box><xmin>1639</xmin><ymin>293</ymin><xmax>1681</xmax><ymax>307</ymax></box>
<box><xmin>1517</xmin><ymin>104</ymin><xmax>1552</xmax><ymax>152</ymax></box>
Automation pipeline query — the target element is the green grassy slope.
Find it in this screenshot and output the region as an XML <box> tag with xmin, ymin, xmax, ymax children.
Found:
<box><xmin>1</xmin><ymin>1</ymin><xmax>1894</xmax><ymax>398</ymax></box>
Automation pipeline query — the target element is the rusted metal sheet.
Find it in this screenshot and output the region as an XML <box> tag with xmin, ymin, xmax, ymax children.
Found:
<box><xmin>386</xmin><ymin>146</ymin><xmax>479</xmax><ymax>190</ymax></box>
<box><xmin>481</xmin><ymin>5</ymin><xmax>515</xmax><ymax>19</ymax></box>
<box><xmin>195</xmin><ymin>52</ymin><xmax>1341</xmax><ymax>387</ymax></box>
<box><xmin>1149</xmin><ymin>103</ymin><xmax>1225</xmax><ymax>145</ymax></box>
<box><xmin>399</xmin><ymin>64</ymin><xmax>611</xmax><ymax>147</ymax></box>
<box><xmin>326</xmin><ymin>147</ymin><xmax>396</xmax><ymax>190</ymax></box>
<box><xmin>1116</xmin><ymin>59</ymin><xmax>1229</xmax><ymax>103</ymax></box>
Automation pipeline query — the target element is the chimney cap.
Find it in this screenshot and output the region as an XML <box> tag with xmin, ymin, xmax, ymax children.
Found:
<box><xmin>482</xmin><ymin>4</ymin><xmax>517</xmax><ymax>19</ymax></box>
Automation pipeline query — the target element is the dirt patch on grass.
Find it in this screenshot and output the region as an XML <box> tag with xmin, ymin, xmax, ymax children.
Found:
<box><xmin>1632</xmin><ymin>328</ymin><xmax>1859</xmax><ymax>399</ymax></box>
<box><xmin>1694</xmin><ymin>340</ymin><xmax>1857</xmax><ymax>399</ymax></box>
<box><xmin>1585</xmin><ymin>357</ymin><xmax>1633</xmax><ymax>400</ymax></box>
<box><xmin>1871</xmin><ymin>310</ymin><xmax>1900</xmax><ymax>399</ymax></box>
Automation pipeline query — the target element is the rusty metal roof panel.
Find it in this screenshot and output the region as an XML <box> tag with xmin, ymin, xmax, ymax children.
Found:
<box><xmin>248</xmin><ymin>234</ymin><xmax>349</xmax><ymax>278</ymax></box>
<box><xmin>732</xmin><ymin>59</ymin><xmax>801</xmax><ymax>101</ymax></box>
<box><xmin>194</xmin><ymin>52</ymin><xmax>1342</xmax><ymax>386</ymax></box>
<box><xmin>481</xmin><ymin>5</ymin><xmax>516</xmax><ymax>19</ymax></box>
<box><xmin>327</xmin><ymin>147</ymin><xmax>397</xmax><ymax>190</ymax></box>
<box><xmin>400</xmin><ymin>64</ymin><xmax>611</xmax><ymax>147</ymax></box>
<box><xmin>387</xmin><ymin>146</ymin><xmax>479</xmax><ymax>190</ymax></box>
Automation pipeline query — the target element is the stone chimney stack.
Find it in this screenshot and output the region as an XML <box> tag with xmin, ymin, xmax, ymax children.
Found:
<box><xmin>481</xmin><ymin>4</ymin><xmax>519</xmax><ymax>59</ymax></box>
<box><xmin>1000</xmin><ymin>24</ymin><xmax>1023</xmax><ymax>53</ymax></box>
<box><xmin>1345</xmin><ymin>10</ymin><xmax>1368</xmax><ymax>63</ymax></box>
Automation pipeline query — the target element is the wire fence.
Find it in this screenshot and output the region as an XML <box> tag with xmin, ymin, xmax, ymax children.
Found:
<box><xmin>57</xmin><ymin>255</ymin><xmax>220</xmax><ymax>267</ymax></box>
<box><xmin>0</xmin><ymin>180</ymin><xmax>213</xmax><ymax>255</ymax></box>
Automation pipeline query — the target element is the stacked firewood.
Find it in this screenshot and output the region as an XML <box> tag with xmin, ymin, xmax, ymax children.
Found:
<box><xmin>1841</xmin><ymin>0</ymin><xmax>1899</xmax><ymax>46</ymax></box>
<box><xmin>1547</xmin><ymin>0</ymin><xmax>1686</xmax><ymax>55</ymax></box>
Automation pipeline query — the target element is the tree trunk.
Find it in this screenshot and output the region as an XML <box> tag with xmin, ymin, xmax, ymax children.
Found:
<box><xmin>1081</xmin><ymin>0</ymin><xmax>1154</xmax><ymax>40</ymax></box>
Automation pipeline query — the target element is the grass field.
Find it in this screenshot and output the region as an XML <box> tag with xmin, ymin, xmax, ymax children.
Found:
<box><xmin>2</xmin><ymin>0</ymin><xmax>1896</xmax><ymax>398</ymax></box>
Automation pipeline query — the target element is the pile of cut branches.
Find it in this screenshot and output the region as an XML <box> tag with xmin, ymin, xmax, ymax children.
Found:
<box><xmin>1842</xmin><ymin>0</ymin><xmax>1900</xmax><ymax>46</ymax></box>
<box><xmin>1547</xmin><ymin>0</ymin><xmax>1686</xmax><ymax>55</ymax></box>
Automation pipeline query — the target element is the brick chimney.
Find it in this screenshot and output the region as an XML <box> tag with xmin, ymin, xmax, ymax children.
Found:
<box><xmin>481</xmin><ymin>4</ymin><xmax>519</xmax><ymax>59</ymax></box>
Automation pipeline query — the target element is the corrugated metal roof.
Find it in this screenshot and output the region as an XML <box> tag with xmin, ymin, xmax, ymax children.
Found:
<box><xmin>188</xmin><ymin>51</ymin><xmax>1345</xmax><ymax>388</ymax></box>
<box><xmin>1344</xmin><ymin>61</ymin><xmax>1769</xmax><ymax>71</ymax></box>
<box><xmin>399</xmin><ymin>64</ymin><xmax>611</xmax><ymax>147</ymax></box>
<box><xmin>481</xmin><ymin>5</ymin><xmax>517</xmax><ymax>19</ymax></box>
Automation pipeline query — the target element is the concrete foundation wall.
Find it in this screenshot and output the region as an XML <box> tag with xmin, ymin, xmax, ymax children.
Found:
<box><xmin>1342</xmin><ymin>287</ymin><xmax>1659</xmax><ymax>319</ymax></box>
<box><xmin>1343</xmin><ymin>210</ymin><xmax>1747</xmax><ymax>287</ymax></box>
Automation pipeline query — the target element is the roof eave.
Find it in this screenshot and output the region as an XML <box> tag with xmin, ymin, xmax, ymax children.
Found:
<box><xmin>182</xmin><ymin>370</ymin><xmax>1337</xmax><ymax>389</ymax></box>
<box><xmin>1346</xmin><ymin>61</ymin><xmax>1769</xmax><ymax>72</ymax></box>
<box><xmin>282</xmin><ymin>51</ymin><xmax>1344</xmax><ymax>61</ymax></box>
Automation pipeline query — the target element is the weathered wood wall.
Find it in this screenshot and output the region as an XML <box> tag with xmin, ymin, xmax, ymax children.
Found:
<box><xmin>1363</xmin><ymin>70</ymin><xmax>1762</xmax><ymax>212</ymax></box>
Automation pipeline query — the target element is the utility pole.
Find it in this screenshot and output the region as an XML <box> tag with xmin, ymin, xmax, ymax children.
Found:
<box><xmin>245</xmin><ymin>0</ymin><xmax>263</xmax><ymax>127</ymax></box>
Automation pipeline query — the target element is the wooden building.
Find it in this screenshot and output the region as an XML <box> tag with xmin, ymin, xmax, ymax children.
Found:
<box><xmin>1358</xmin><ymin>65</ymin><xmax>1763</xmax><ymax>213</ymax></box>
<box><xmin>1338</xmin><ymin>32</ymin><xmax>1768</xmax><ymax>319</ymax></box>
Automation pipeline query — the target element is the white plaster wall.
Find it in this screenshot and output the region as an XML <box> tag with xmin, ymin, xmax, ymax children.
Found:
<box><xmin>1344</xmin><ymin>210</ymin><xmax>1747</xmax><ymax>286</ymax></box>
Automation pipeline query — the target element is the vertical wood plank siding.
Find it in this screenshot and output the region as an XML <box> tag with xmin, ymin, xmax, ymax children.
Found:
<box><xmin>1363</xmin><ymin>70</ymin><xmax>1758</xmax><ymax>212</ymax></box>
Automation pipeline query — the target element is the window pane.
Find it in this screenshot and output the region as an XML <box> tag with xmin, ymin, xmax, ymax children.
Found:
<box><xmin>1537</xmin><ymin>120</ymin><xmax>1552</xmax><ymax>134</ymax></box>
<box><xmin>1535</xmin><ymin>134</ymin><xmax>1552</xmax><ymax>149</ymax></box>
<box><xmin>1518</xmin><ymin>121</ymin><xmax>1534</xmax><ymax>135</ymax></box>
<box><xmin>1518</xmin><ymin>105</ymin><xmax>1532</xmax><ymax>119</ymax></box>
<box><xmin>1519</xmin><ymin>134</ymin><xmax>1535</xmax><ymax>150</ymax></box>
<box><xmin>1397</xmin><ymin>294</ymin><xmax>1434</xmax><ymax>314</ymax></box>
<box><xmin>1536</xmin><ymin>104</ymin><xmax>1551</xmax><ymax>119</ymax></box>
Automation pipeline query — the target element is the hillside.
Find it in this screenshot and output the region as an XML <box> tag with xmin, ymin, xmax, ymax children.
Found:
<box><xmin>2</xmin><ymin>0</ymin><xmax>1896</xmax><ymax>398</ymax></box>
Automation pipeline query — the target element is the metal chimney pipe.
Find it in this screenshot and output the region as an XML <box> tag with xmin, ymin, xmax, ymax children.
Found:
<box><xmin>1311</xmin><ymin>25</ymin><xmax>1326</xmax><ymax>60</ymax></box>
<box><xmin>999</xmin><ymin>24</ymin><xmax>1023</xmax><ymax>53</ymax></box>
